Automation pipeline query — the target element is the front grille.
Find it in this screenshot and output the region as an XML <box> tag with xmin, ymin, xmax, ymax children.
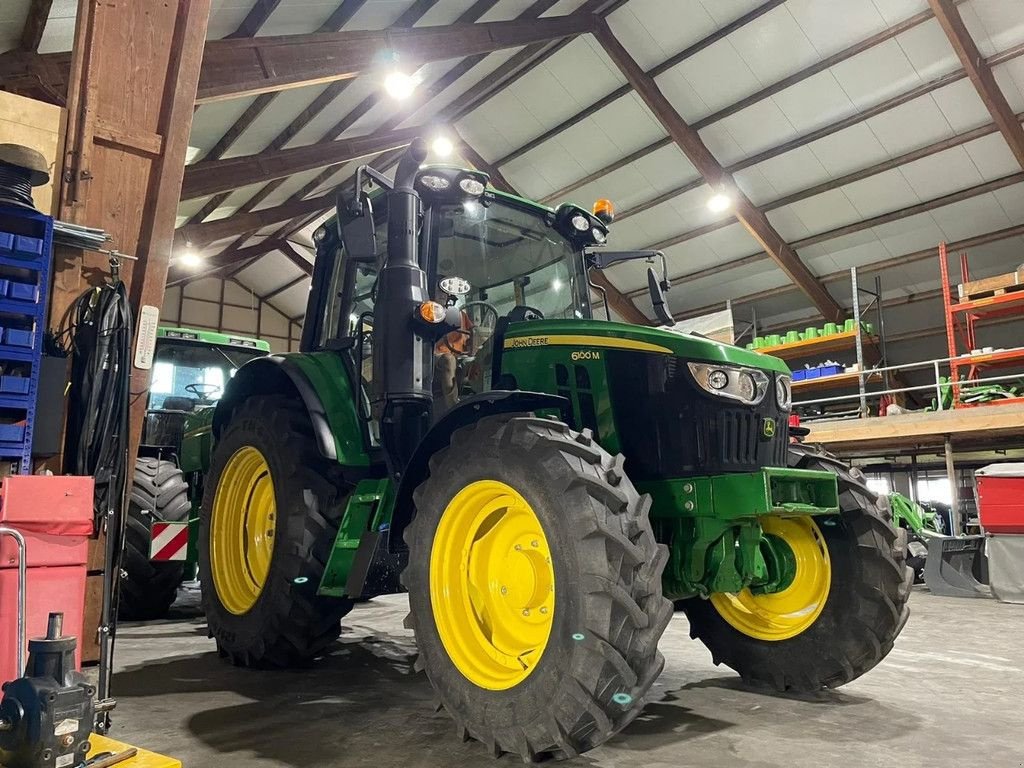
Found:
<box><xmin>606</xmin><ymin>352</ymin><xmax>788</xmax><ymax>480</ymax></box>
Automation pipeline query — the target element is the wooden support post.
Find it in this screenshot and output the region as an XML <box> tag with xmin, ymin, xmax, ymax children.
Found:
<box><xmin>55</xmin><ymin>0</ymin><xmax>212</xmax><ymax>473</ymax></box>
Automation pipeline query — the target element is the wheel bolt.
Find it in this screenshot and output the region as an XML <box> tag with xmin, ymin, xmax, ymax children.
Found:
<box><xmin>514</xmin><ymin>544</ymin><xmax>522</xmax><ymax>551</ymax></box>
<box><xmin>522</xmin><ymin>609</ymin><xmax>530</xmax><ymax>616</ymax></box>
<box><xmin>540</xmin><ymin>607</ymin><xmax>548</xmax><ymax>615</ymax></box>
<box><xmin>500</xmin><ymin>586</ymin><xmax>507</xmax><ymax>595</ymax></box>
<box><xmin>531</xmin><ymin>540</ymin><xmax>539</xmax><ymax>548</ymax></box>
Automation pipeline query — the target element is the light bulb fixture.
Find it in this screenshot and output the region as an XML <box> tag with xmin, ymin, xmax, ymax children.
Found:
<box><xmin>432</xmin><ymin>135</ymin><xmax>454</xmax><ymax>158</ymax></box>
<box><xmin>552</xmin><ymin>278</ymin><xmax>563</xmax><ymax>291</ymax></box>
<box><xmin>707</xmin><ymin>191</ymin><xmax>733</xmax><ymax>213</ymax></box>
<box><xmin>179</xmin><ymin>248</ymin><xmax>203</xmax><ymax>269</ymax></box>
<box><xmin>384</xmin><ymin>70</ymin><xmax>416</xmax><ymax>100</ymax></box>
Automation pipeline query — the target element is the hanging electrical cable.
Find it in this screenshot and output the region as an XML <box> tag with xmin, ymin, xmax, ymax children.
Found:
<box><xmin>61</xmin><ymin>268</ymin><xmax>133</xmax><ymax>718</ymax></box>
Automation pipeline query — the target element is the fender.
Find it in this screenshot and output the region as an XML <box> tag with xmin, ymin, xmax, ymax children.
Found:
<box><xmin>387</xmin><ymin>390</ymin><xmax>573</xmax><ymax>550</ymax></box>
<box><xmin>213</xmin><ymin>356</ymin><xmax>339</xmax><ymax>461</ymax></box>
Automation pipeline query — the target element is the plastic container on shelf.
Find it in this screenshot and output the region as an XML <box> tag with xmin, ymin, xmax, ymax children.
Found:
<box><xmin>5</xmin><ymin>328</ymin><xmax>33</xmax><ymax>348</ymax></box>
<box><xmin>0</xmin><ymin>376</ymin><xmax>29</xmax><ymax>395</ymax></box>
<box><xmin>6</xmin><ymin>281</ymin><xmax>36</xmax><ymax>302</ymax></box>
<box><xmin>0</xmin><ymin>423</ymin><xmax>26</xmax><ymax>442</ymax></box>
<box><xmin>793</xmin><ymin>369</ymin><xmax>807</xmax><ymax>381</ymax></box>
<box><xmin>12</xmin><ymin>235</ymin><xmax>43</xmax><ymax>259</ymax></box>
<box><xmin>818</xmin><ymin>365</ymin><xmax>843</xmax><ymax>377</ymax></box>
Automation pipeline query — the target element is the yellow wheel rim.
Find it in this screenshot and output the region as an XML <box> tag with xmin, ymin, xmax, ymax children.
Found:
<box><xmin>210</xmin><ymin>446</ymin><xmax>277</xmax><ymax>615</ymax></box>
<box><xmin>430</xmin><ymin>480</ymin><xmax>555</xmax><ymax>690</ymax></box>
<box><xmin>710</xmin><ymin>517</ymin><xmax>831</xmax><ymax>642</ymax></box>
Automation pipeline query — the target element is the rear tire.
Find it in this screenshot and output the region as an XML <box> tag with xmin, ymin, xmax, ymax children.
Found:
<box><xmin>119</xmin><ymin>458</ymin><xmax>191</xmax><ymax>621</ymax></box>
<box><xmin>404</xmin><ymin>415</ymin><xmax>671</xmax><ymax>760</ymax></box>
<box><xmin>200</xmin><ymin>395</ymin><xmax>354</xmax><ymax>667</ymax></box>
<box><xmin>681</xmin><ymin>444</ymin><xmax>912</xmax><ymax>691</ymax></box>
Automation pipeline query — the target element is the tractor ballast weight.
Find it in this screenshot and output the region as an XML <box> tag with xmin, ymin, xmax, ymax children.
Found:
<box><xmin>191</xmin><ymin>140</ymin><xmax>913</xmax><ymax>761</ymax></box>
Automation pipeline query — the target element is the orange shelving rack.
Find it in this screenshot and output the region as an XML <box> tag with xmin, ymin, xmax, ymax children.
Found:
<box><xmin>939</xmin><ymin>241</ymin><xmax>1024</xmax><ymax>408</ymax></box>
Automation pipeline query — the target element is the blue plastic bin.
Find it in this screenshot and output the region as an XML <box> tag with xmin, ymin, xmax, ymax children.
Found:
<box><xmin>0</xmin><ymin>424</ymin><xmax>26</xmax><ymax>442</ymax></box>
<box><xmin>0</xmin><ymin>232</ymin><xmax>12</xmax><ymax>252</ymax></box>
<box><xmin>0</xmin><ymin>376</ymin><xmax>29</xmax><ymax>395</ymax></box>
<box><xmin>818</xmin><ymin>365</ymin><xmax>843</xmax><ymax>378</ymax></box>
<box><xmin>792</xmin><ymin>369</ymin><xmax>806</xmax><ymax>381</ymax></box>
<box><xmin>7</xmin><ymin>282</ymin><xmax>36</xmax><ymax>302</ymax></box>
<box><xmin>5</xmin><ymin>329</ymin><xmax>33</xmax><ymax>348</ymax></box>
<box><xmin>13</xmin><ymin>235</ymin><xmax>43</xmax><ymax>258</ymax></box>
<box><xmin>804</xmin><ymin>367</ymin><xmax>820</xmax><ymax>379</ymax></box>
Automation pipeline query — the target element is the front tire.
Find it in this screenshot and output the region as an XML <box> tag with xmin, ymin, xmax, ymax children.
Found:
<box><xmin>681</xmin><ymin>444</ymin><xmax>912</xmax><ymax>691</ymax></box>
<box><xmin>403</xmin><ymin>415</ymin><xmax>671</xmax><ymax>760</ymax></box>
<box><xmin>200</xmin><ymin>395</ymin><xmax>353</xmax><ymax>667</ymax></box>
<box><xmin>119</xmin><ymin>458</ymin><xmax>191</xmax><ymax>620</ymax></box>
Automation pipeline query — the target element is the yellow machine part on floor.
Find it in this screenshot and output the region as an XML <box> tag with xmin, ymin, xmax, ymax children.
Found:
<box><xmin>87</xmin><ymin>734</ymin><xmax>181</xmax><ymax>768</ymax></box>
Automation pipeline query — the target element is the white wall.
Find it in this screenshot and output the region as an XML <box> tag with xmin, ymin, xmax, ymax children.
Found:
<box><xmin>161</xmin><ymin>277</ymin><xmax>301</xmax><ymax>353</ymax></box>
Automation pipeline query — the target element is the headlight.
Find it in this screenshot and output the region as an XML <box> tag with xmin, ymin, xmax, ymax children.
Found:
<box><xmin>459</xmin><ymin>176</ymin><xmax>485</xmax><ymax>196</ymax></box>
<box><xmin>688</xmin><ymin>362</ymin><xmax>768</xmax><ymax>405</ymax></box>
<box><xmin>776</xmin><ymin>375</ymin><xmax>792</xmax><ymax>410</ymax></box>
<box><xmin>420</xmin><ymin>174</ymin><xmax>450</xmax><ymax>191</ymax></box>
<box><xmin>571</xmin><ymin>214</ymin><xmax>590</xmax><ymax>231</ymax></box>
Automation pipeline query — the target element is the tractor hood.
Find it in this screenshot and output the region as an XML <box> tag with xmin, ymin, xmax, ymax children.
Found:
<box><xmin>502</xmin><ymin>319</ymin><xmax>789</xmax><ymax>375</ymax></box>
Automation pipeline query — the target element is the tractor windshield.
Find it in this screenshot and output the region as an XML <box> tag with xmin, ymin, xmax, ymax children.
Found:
<box><xmin>430</xmin><ymin>199</ymin><xmax>588</xmax><ymax>320</ymax></box>
<box><xmin>150</xmin><ymin>341</ymin><xmax>264</xmax><ymax>410</ymax></box>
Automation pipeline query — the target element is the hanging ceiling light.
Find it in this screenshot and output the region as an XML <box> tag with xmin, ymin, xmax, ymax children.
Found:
<box><xmin>431</xmin><ymin>135</ymin><xmax>454</xmax><ymax>158</ymax></box>
<box><xmin>179</xmin><ymin>248</ymin><xmax>203</xmax><ymax>269</ymax></box>
<box><xmin>707</xmin><ymin>190</ymin><xmax>733</xmax><ymax>213</ymax></box>
<box><xmin>384</xmin><ymin>70</ymin><xmax>417</xmax><ymax>100</ymax></box>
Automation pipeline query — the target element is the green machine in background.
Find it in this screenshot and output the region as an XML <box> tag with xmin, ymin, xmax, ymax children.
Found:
<box><xmin>121</xmin><ymin>327</ymin><xmax>268</xmax><ymax>620</ymax></box>
<box><xmin>184</xmin><ymin>140</ymin><xmax>911</xmax><ymax>760</ymax></box>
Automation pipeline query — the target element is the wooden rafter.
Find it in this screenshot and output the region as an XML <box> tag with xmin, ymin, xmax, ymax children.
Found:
<box><xmin>176</xmin><ymin>191</ymin><xmax>335</xmax><ymax>248</ymax></box>
<box><xmin>278</xmin><ymin>241</ymin><xmax>314</xmax><ymax>275</ymax></box>
<box><xmin>629</xmin><ymin>171</ymin><xmax>1024</xmax><ymax>299</ymax></box>
<box><xmin>2</xmin><ymin>12</ymin><xmax>593</xmax><ymax>104</ymax></box>
<box><xmin>226</xmin><ymin>0</ymin><xmax>284</xmax><ymax>38</ymax></box>
<box><xmin>674</xmin><ymin>222</ymin><xmax>1024</xmax><ymax>322</ymax></box>
<box><xmin>19</xmin><ymin>0</ymin><xmax>53</xmax><ymax>52</ymax></box>
<box><xmin>928</xmin><ymin>0</ymin><xmax>1024</xmax><ymax>170</ymax></box>
<box><xmin>646</xmin><ymin>116</ymin><xmax>1017</xmax><ymax>252</ymax></box>
<box><xmin>265</xmin><ymin>274</ymin><xmax>308</xmax><ymax>301</ymax></box>
<box><xmin>595</xmin><ymin>17</ymin><xmax>842</xmax><ymax>322</ymax></box>
<box><xmin>496</xmin><ymin>0</ymin><xmax>787</xmax><ymax>167</ymax></box>
<box><xmin>181</xmin><ymin>125</ymin><xmax>426</xmax><ymax>200</ymax></box>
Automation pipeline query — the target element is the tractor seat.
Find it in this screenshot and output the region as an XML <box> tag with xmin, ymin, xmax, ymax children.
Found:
<box><xmin>160</xmin><ymin>396</ymin><xmax>196</xmax><ymax>412</ymax></box>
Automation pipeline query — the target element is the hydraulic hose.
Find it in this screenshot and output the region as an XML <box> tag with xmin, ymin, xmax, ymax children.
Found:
<box><xmin>61</xmin><ymin>278</ymin><xmax>133</xmax><ymax>716</ymax></box>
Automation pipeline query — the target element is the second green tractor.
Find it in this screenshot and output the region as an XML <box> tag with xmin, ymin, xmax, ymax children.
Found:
<box><xmin>184</xmin><ymin>140</ymin><xmax>912</xmax><ymax>759</ymax></box>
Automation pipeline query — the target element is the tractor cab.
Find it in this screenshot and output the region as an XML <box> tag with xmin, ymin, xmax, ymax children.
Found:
<box><xmin>140</xmin><ymin>327</ymin><xmax>269</xmax><ymax>458</ymax></box>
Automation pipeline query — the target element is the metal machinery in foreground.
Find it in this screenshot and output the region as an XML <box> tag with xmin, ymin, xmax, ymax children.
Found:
<box><xmin>184</xmin><ymin>140</ymin><xmax>912</xmax><ymax>760</ymax></box>
<box><xmin>120</xmin><ymin>327</ymin><xmax>268</xmax><ymax>619</ymax></box>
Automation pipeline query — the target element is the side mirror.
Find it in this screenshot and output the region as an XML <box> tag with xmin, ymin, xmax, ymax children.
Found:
<box><xmin>337</xmin><ymin>190</ymin><xmax>376</xmax><ymax>262</ymax></box>
<box><xmin>647</xmin><ymin>266</ymin><xmax>673</xmax><ymax>326</ymax></box>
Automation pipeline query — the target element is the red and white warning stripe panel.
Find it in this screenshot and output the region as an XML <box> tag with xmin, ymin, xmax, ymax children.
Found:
<box><xmin>150</xmin><ymin>522</ymin><xmax>189</xmax><ymax>561</ymax></box>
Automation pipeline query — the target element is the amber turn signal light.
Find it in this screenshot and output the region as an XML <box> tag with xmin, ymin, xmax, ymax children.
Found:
<box><xmin>418</xmin><ymin>301</ymin><xmax>447</xmax><ymax>324</ymax></box>
<box><xmin>593</xmin><ymin>198</ymin><xmax>615</xmax><ymax>224</ymax></box>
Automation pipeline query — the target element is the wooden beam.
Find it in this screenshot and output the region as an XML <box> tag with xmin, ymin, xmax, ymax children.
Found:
<box><xmin>226</xmin><ymin>0</ymin><xmax>283</xmax><ymax>38</ymax></box>
<box><xmin>928</xmin><ymin>0</ymin><xmax>1024</xmax><ymax>170</ymax></box>
<box><xmin>181</xmin><ymin>125</ymin><xmax>424</xmax><ymax>199</ymax></box>
<box><xmin>176</xmin><ymin>191</ymin><xmax>335</xmax><ymax>248</ymax></box>
<box><xmin>628</xmin><ymin>171</ymin><xmax>1024</xmax><ymax>300</ymax></box>
<box><xmin>648</xmin><ymin>117</ymin><xmax>1012</xmax><ymax>252</ymax></box>
<box><xmin>456</xmin><ymin>132</ymin><xmax>516</xmax><ymax>192</ymax></box>
<box><xmin>539</xmin><ymin>32</ymin><xmax>1024</xmax><ymax>213</ymax></box>
<box><xmin>196</xmin><ymin>13</ymin><xmax>593</xmax><ymax>102</ymax></box>
<box><xmin>673</xmin><ymin>222</ymin><xmax>1024</xmax><ymax>320</ymax></box>
<box><xmin>495</xmin><ymin>0</ymin><xmax>787</xmax><ymax>167</ymax></box>
<box><xmin>167</xmin><ymin>238</ymin><xmax>286</xmax><ymax>285</ymax></box>
<box><xmin>19</xmin><ymin>0</ymin><xmax>53</xmax><ymax>52</ymax></box>
<box><xmin>595</xmin><ymin>17</ymin><xmax>843</xmax><ymax>322</ymax></box>
<box><xmin>3</xmin><ymin>10</ymin><xmax>592</xmax><ymax>105</ymax></box>
<box><xmin>278</xmin><ymin>241</ymin><xmax>314</xmax><ymax>275</ymax></box>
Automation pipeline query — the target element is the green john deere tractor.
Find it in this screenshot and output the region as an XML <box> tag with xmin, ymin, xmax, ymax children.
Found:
<box><xmin>186</xmin><ymin>140</ymin><xmax>911</xmax><ymax>759</ymax></box>
<box><xmin>122</xmin><ymin>327</ymin><xmax>268</xmax><ymax>619</ymax></box>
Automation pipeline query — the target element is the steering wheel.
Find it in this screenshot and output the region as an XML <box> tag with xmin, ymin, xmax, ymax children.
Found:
<box><xmin>507</xmin><ymin>305</ymin><xmax>545</xmax><ymax>322</ymax></box>
<box><xmin>185</xmin><ymin>382</ymin><xmax>222</xmax><ymax>398</ymax></box>
<box><xmin>442</xmin><ymin>301</ymin><xmax>500</xmax><ymax>356</ymax></box>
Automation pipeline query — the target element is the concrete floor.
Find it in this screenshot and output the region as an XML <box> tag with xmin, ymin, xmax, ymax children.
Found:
<box><xmin>106</xmin><ymin>588</ymin><xmax>1024</xmax><ymax>768</ymax></box>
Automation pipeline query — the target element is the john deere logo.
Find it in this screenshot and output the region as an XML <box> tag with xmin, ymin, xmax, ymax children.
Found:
<box><xmin>762</xmin><ymin>417</ymin><xmax>776</xmax><ymax>438</ymax></box>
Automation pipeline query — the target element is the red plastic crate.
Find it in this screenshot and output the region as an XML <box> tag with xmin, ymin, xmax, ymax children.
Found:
<box><xmin>0</xmin><ymin>476</ymin><xmax>94</xmax><ymax>683</ymax></box>
<box><xmin>976</xmin><ymin>464</ymin><xmax>1024</xmax><ymax>534</ymax></box>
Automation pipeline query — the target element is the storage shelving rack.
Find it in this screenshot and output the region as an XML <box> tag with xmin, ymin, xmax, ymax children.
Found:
<box><xmin>0</xmin><ymin>204</ymin><xmax>52</xmax><ymax>473</ymax></box>
<box><xmin>758</xmin><ymin>267</ymin><xmax>887</xmax><ymax>417</ymax></box>
<box><xmin>939</xmin><ymin>241</ymin><xmax>1024</xmax><ymax>409</ymax></box>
